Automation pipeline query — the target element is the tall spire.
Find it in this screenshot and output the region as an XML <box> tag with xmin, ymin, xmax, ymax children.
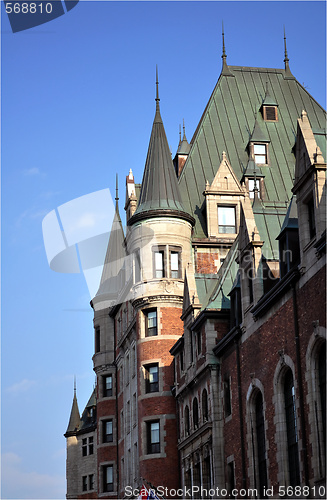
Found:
<box><xmin>222</xmin><ymin>21</ymin><xmax>226</xmax><ymax>63</ymax></box>
<box><xmin>283</xmin><ymin>26</ymin><xmax>293</xmax><ymax>78</ymax></box>
<box><xmin>221</xmin><ymin>22</ymin><xmax>234</xmax><ymax>77</ymax></box>
<box><xmin>155</xmin><ymin>65</ymin><xmax>161</xmax><ymax>122</ymax></box>
<box><xmin>115</xmin><ymin>174</ymin><xmax>119</xmax><ymax>211</ymax></box>
<box><xmin>283</xmin><ymin>26</ymin><xmax>289</xmax><ymax>68</ymax></box>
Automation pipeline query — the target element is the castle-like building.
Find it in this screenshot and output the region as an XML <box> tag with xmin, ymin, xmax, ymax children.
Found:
<box><xmin>64</xmin><ymin>34</ymin><xmax>326</xmax><ymax>499</ymax></box>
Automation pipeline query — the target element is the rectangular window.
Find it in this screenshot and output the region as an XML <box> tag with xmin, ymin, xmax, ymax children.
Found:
<box><xmin>89</xmin><ymin>474</ymin><xmax>94</xmax><ymax>491</ymax></box>
<box><xmin>224</xmin><ymin>375</ymin><xmax>232</xmax><ymax>417</ymax></box>
<box><xmin>145</xmin><ymin>310</ymin><xmax>157</xmax><ymax>337</ymax></box>
<box><xmin>103</xmin><ymin>420</ymin><xmax>113</xmax><ymax>443</ymax></box>
<box><xmin>147</xmin><ymin>421</ymin><xmax>160</xmax><ymax>454</ymax></box>
<box><xmin>197</xmin><ymin>331</ymin><xmax>202</xmax><ymax>356</ymax></box>
<box><xmin>103</xmin><ymin>374</ymin><xmax>113</xmax><ymax>397</ymax></box>
<box><xmin>88</xmin><ymin>436</ymin><xmax>93</xmax><ymax>455</ymax></box>
<box><xmin>95</xmin><ymin>326</ymin><xmax>100</xmax><ymax>353</ymax></box>
<box><xmin>103</xmin><ymin>465</ymin><xmax>114</xmax><ymax>492</ymax></box>
<box><xmin>154</xmin><ymin>250</ymin><xmax>165</xmax><ymax>278</ymax></box>
<box><xmin>145</xmin><ymin>364</ymin><xmax>159</xmax><ymax>393</ymax></box>
<box><xmin>263</xmin><ymin>106</ymin><xmax>277</xmax><ymax>121</ymax></box>
<box><xmin>248</xmin><ymin>178</ymin><xmax>260</xmax><ymax>199</ymax></box>
<box><xmin>170</xmin><ymin>250</ymin><xmax>180</xmax><ymax>278</ymax></box>
<box><xmin>82</xmin><ymin>438</ymin><xmax>87</xmax><ymax>457</ymax></box>
<box><xmin>218</xmin><ymin>206</ymin><xmax>236</xmax><ymax>234</ymax></box>
<box><xmin>82</xmin><ymin>475</ymin><xmax>88</xmax><ymax>492</ymax></box>
<box><xmin>254</xmin><ymin>144</ymin><xmax>267</xmax><ymax>164</ymax></box>
<box><xmin>307</xmin><ymin>197</ymin><xmax>316</xmax><ymax>239</ymax></box>
<box><xmin>180</xmin><ymin>351</ymin><xmax>184</xmax><ymax>373</ymax></box>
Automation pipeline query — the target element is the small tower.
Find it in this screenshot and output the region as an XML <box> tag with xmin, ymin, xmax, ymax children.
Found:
<box><xmin>173</xmin><ymin>120</ymin><xmax>191</xmax><ymax>177</ymax></box>
<box><xmin>90</xmin><ymin>179</ymin><xmax>126</xmax><ymax>498</ymax></box>
<box><xmin>64</xmin><ymin>383</ymin><xmax>80</xmax><ymax>499</ymax></box>
<box><xmin>126</xmin><ymin>68</ymin><xmax>195</xmax><ymax>491</ymax></box>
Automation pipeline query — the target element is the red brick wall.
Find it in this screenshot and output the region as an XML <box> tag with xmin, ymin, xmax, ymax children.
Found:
<box><xmin>196</xmin><ymin>251</ymin><xmax>219</xmax><ymax>274</ymax></box>
<box><xmin>220</xmin><ymin>265</ymin><xmax>326</xmax><ymax>490</ymax></box>
<box><xmin>137</xmin><ymin>306</ymin><xmax>182</xmax><ymax>493</ymax></box>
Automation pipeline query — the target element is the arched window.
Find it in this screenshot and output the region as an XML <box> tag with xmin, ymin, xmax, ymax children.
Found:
<box><xmin>202</xmin><ymin>389</ymin><xmax>208</xmax><ymax>422</ymax></box>
<box><xmin>193</xmin><ymin>398</ymin><xmax>199</xmax><ymax>428</ymax></box>
<box><xmin>254</xmin><ymin>391</ymin><xmax>268</xmax><ymax>497</ymax></box>
<box><xmin>185</xmin><ymin>406</ymin><xmax>190</xmax><ymax>435</ymax></box>
<box><xmin>284</xmin><ymin>369</ymin><xmax>300</xmax><ymax>486</ymax></box>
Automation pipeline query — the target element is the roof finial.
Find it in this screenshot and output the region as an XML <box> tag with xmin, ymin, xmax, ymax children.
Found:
<box><xmin>284</xmin><ymin>26</ymin><xmax>289</xmax><ymax>68</ymax></box>
<box><xmin>222</xmin><ymin>21</ymin><xmax>226</xmax><ymax>61</ymax></box>
<box><xmin>115</xmin><ymin>174</ymin><xmax>119</xmax><ymax>210</ymax></box>
<box><xmin>179</xmin><ymin>124</ymin><xmax>182</xmax><ymax>143</ymax></box>
<box><xmin>74</xmin><ymin>375</ymin><xmax>76</xmax><ymax>395</ymax></box>
<box><xmin>183</xmin><ymin>118</ymin><xmax>186</xmax><ymax>140</ymax></box>
<box><xmin>156</xmin><ymin>65</ymin><xmax>160</xmax><ymax>105</ymax></box>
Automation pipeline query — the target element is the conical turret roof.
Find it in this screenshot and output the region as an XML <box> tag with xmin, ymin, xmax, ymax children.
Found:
<box><xmin>94</xmin><ymin>183</ymin><xmax>126</xmax><ymax>301</ymax></box>
<box><xmin>177</xmin><ymin>121</ymin><xmax>191</xmax><ymax>155</ymax></box>
<box><xmin>128</xmin><ymin>70</ymin><xmax>194</xmax><ymax>226</ymax></box>
<box><xmin>65</xmin><ymin>389</ymin><xmax>80</xmax><ymax>436</ymax></box>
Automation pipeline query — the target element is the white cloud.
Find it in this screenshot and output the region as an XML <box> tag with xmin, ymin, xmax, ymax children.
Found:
<box><xmin>23</xmin><ymin>167</ymin><xmax>42</xmax><ymax>176</ymax></box>
<box><xmin>1</xmin><ymin>452</ymin><xmax>65</xmax><ymax>499</ymax></box>
<box><xmin>15</xmin><ymin>207</ymin><xmax>49</xmax><ymax>228</ymax></box>
<box><xmin>6</xmin><ymin>378</ymin><xmax>37</xmax><ymax>395</ymax></box>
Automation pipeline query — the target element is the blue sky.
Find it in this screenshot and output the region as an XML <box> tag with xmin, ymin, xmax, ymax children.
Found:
<box><xmin>1</xmin><ymin>1</ymin><xmax>326</xmax><ymax>498</ymax></box>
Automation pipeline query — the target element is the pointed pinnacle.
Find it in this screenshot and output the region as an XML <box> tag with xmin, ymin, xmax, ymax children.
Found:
<box><xmin>284</xmin><ymin>26</ymin><xmax>289</xmax><ymax>65</ymax></box>
<box><xmin>115</xmin><ymin>174</ymin><xmax>119</xmax><ymax>210</ymax></box>
<box><xmin>222</xmin><ymin>21</ymin><xmax>226</xmax><ymax>60</ymax></box>
<box><xmin>156</xmin><ymin>65</ymin><xmax>160</xmax><ymax>103</ymax></box>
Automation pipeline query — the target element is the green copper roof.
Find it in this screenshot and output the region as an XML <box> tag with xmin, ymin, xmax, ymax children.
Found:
<box><xmin>129</xmin><ymin>74</ymin><xmax>194</xmax><ymax>226</ymax></box>
<box><xmin>261</xmin><ymin>81</ymin><xmax>278</xmax><ymax>107</ymax></box>
<box><xmin>178</xmin><ymin>65</ymin><xmax>326</xmax><ymax>239</ymax></box>
<box><xmin>177</xmin><ymin>122</ymin><xmax>191</xmax><ymax>155</ymax></box>
<box><xmin>198</xmin><ymin>239</ymin><xmax>239</xmax><ymax>311</ymax></box>
<box><xmin>249</xmin><ymin>115</ymin><xmax>270</xmax><ymax>144</ymax></box>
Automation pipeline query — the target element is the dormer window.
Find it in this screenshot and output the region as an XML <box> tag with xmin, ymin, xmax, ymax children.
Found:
<box><xmin>263</xmin><ymin>105</ymin><xmax>278</xmax><ymax>122</ymax></box>
<box><xmin>218</xmin><ymin>206</ymin><xmax>236</xmax><ymax>234</ymax></box>
<box><xmin>253</xmin><ymin>144</ymin><xmax>267</xmax><ymax>165</ymax></box>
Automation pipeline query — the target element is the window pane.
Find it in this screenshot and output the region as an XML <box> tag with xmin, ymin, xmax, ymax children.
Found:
<box><xmin>170</xmin><ymin>251</ymin><xmax>179</xmax><ymax>278</ymax></box>
<box><xmin>106</xmin><ymin>375</ymin><xmax>112</xmax><ymax>390</ymax></box>
<box><xmin>254</xmin><ymin>144</ymin><xmax>266</xmax><ymax>155</ymax></box>
<box><xmin>218</xmin><ymin>206</ymin><xmax>236</xmax><ymax>233</ymax></box>
<box><xmin>248</xmin><ymin>179</ymin><xmax>260</xmax><ymax>199</ymax></box>
<box><xmin>151</xmin><ymin>422</ymin><xmax>160</xmax><ymax>443</ymax></box>
<box><xmin>254</xmin><ymin>144</ymin><xmax>267</xmax><ymax>164</ymax></box>
<box><xmin>106</xmin><ymin>466</ymin><xmax>113</xmax><ymax>483</ymax></box>
<box><xmin>149</xmin><ymin>365</ymin><xmax>158</xmax><ymax>383</ymax></box>
<box><xmin>148</xmin><ymin>311</ymin><xmax>157</xmax><ymax>329</ymax></box>
<box><xmin>106</xmin><ymin>421</ymin><xmax>112</xmax><ymax>434</ymax></box>
<box><xmin>155</xmin><ymin>251</ymin><xmax>164</xmax><ymax>278</ymax></box>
